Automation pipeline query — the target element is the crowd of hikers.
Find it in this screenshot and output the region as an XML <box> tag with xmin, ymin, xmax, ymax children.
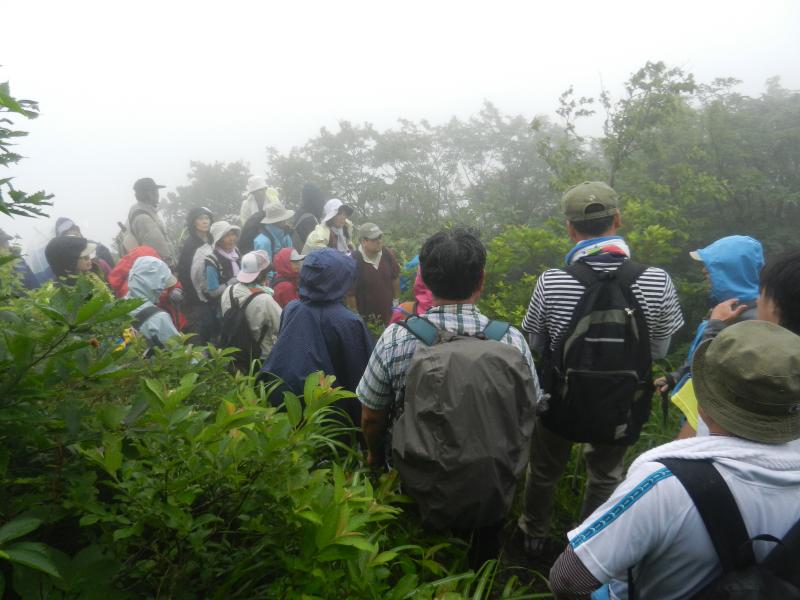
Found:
<box><xmin>2</xmin><ymin>176</ymin><xmax>799</xmax><ymax>599</ymax></box>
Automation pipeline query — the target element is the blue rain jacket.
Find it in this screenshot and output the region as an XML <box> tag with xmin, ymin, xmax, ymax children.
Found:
<box><xmin>261</xmin><ymin>249</ymin><xmax>374</xmax><ymax>424</ymax></box>
<box><xmin>126</xmin><ymin>256</ymin><xmax>180</xmax><ymax>347</ymax></box>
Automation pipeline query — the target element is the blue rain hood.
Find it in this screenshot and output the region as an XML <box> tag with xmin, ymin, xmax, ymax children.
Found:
<box><xmin>694</xmin><ymin>235</ymin><xmax>764</xmax><ymax>303</ymax></box>
<box><xmin>127</xmin><ymin>256</ymin><xmax>175</xmax><ymax>304</ymax></box>
<box><xmin>299</xmin><ymin>248</ymin><xmax>357</xmax><ymax>303</ymax></box>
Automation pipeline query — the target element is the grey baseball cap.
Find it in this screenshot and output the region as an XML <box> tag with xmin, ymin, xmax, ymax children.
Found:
<box><xmin>359</xmin><ymin>222</ymin><xmax>383</xmax><ymax>240</ymax></box>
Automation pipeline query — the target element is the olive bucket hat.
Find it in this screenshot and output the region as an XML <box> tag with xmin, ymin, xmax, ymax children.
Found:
<box><xmin>691</xmin><ymin>320</ymin><xmax>800</xmax><ymax>444</ymax></box>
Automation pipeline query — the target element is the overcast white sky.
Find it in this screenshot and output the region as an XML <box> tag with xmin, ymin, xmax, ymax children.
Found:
<box><xmin>2</xmin><ymin>0</ymin><xmax>798</xmax><ymax>249</ymax></box>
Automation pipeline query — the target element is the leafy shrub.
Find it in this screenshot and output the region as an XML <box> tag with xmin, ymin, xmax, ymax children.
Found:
<box><xmin>0</xmin><ymin>277</ymin><xmax>538</xmax><ymax>598</ymax></box>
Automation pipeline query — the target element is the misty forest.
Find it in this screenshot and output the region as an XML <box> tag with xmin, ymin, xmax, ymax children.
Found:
<box><xmin>1</xmin><ymin>60</ymin><xmax>799</xmax><ymax>598</ymax></box>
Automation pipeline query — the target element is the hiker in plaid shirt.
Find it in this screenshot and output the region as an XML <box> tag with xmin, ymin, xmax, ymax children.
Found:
<box><xmin>357</xmin><ymin>227</ymin><xmax>541</xmax><ymax>469</ymax></box>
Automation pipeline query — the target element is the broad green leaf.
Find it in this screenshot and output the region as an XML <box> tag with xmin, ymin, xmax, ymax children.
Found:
<box><xmin>296</xmin><ymin>510</ymin><xmax>323</xmax><ymax>525</ymax></box>
<box><xmin>74</xmin><ymin>294</ymin><xmax>107</xmax><ymax>325</ymax></box>
<box><xmin>0</xmin><ymin>516</ymin><xmax>42</xmax><ymax>545</ymax></box>
<box><xmin>91</xmin><ymin>299</ymin><xmax>143</xmax><ymax>324</ymax></box>
<box><xmin>283</xmin><ymin>392</ymin><xmax>302</xmax><ymax>427</ymax></box>
<box><xmin>112</xmin><ymin>526</ymin><xmax>138</xmax><ymax>542</ymax></box>
<box><xmin>4</xmin><ymin>333</ymin><xmax>34</xmax><ymax>367</ymax></box>
<box><xmin>3</xmin><ymin>541</ymin><xmax>61</xmax><ymax>578</ymax></box>
<box><xmin>97</xmin><ymin>404</ymin><xmax>127</xmax><ymax>429</ymax></box>
<box><xmin>390</xmin><ymin>573</ymin><xmax>418</xmax><ymax>599</ymax></box>
<box><xmin>369</xmin><ymin>550</ymin><xmax>398</xmax><ymax>566</ymax></box>
<box><xmin>331</xmin><ymin>534</ymin><xmax>375</xmax><ymax>552</ymax></box>
<box><xmin>101</xmin><ymin>433</ymin><xmax>122</xmax><ymax>477</ymax></box>
<box><xmin>143</xmin><ymin>378</ymin><xmax>165</xmax><ymax>406</ymax></box>
<box><xmin>32</xmin><ymin>303</ymin><xmax>68</xmax><ymax>324</ymax></box>
<box><xmin>332</xmin><ymin>462</ymin><xmax>345</xmax><ymax>504</ymax></box>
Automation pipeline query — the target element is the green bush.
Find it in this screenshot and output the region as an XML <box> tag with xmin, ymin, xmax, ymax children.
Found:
<box><xmin>0</xmin><ymin>277</ymin><xmax>540</xmax><ymax>599</ymax></box>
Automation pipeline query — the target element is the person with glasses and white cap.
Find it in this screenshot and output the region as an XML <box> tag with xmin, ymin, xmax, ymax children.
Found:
<box><xmin>44</xmin><ymin>236</ymin><xmax>105</xmax><ymax>286</ymax></box>
<box><xmin>302</xmin><ymin>198</ymin><xmax>355</xmax><ymax>255</ymax></box>
<box><xmin>220</xmin><ymin>250</ymin><xmax>282</xmax><ymax>369</ymax></box>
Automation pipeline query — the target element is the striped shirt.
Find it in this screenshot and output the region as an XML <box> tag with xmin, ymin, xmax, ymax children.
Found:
<box><xmin>522</xmin><ymin>256</ymin><xmax>684</xmax><ymax>350</ymax></box>
<box><xmin>357</xmin><ymin>304</ymin><xmax>540</xmax><ymax>416</ymax></box>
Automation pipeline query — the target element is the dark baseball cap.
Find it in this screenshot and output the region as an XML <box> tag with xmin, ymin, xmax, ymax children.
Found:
<box><xmin>133</xmin><ymin>177</ymin><xmax>166</xmax><ymax>192</ymax></box>
<box><xmin>561</xmin><ymin>181</ymin><xmax>619</xmax><ymax>222</ymax></box>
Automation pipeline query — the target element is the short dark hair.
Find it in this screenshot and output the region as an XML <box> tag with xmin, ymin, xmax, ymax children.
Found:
<box><xmin>569</xmin><ymin>203</ymin><xmax>616</xmax><ymax>236</ymax></box>
<box><xmin>419</xmin><ymin>227</ymin><xmax>486</xmax><ymax>300</ymax></box>
<box><xmin>254</xmin><ymin>269</ymin><xmax>269</xmax><ymax>286</ymax></box>
<box><xmin>760</xmin><ymin>249</ymin><xmax>800</xmax><ymax>335</ymax></box>
<box><xmin>570</xmin><ymin>215</ymin><xmax>615</xmax><ymax>236</ymax></box>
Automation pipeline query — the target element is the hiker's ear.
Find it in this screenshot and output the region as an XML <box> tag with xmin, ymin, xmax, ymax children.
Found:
<box><xmin>612</xmin><ymin>210</ymin><xmax>622</xmax><ymax>230</ymax></box>
<box><xmin>476</xmin><ymin>269</ymin><xmax>486</xmax><ymax>294</ymax></box>
<box><xmin>566</xmin><ymin>220</ymin><xmax>579</xmax><ymax>242</ymax></box>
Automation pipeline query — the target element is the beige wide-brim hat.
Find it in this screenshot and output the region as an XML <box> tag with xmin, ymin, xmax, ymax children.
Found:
<box><xmin>261</xmin><ymin>203</ymin><xmax>296</xmax><ymax>225</ymax></box>
<box><xmin>210</xmin><ymin>221</ymin><xmax>241</xmax><ymax>246</ymax></box>
<box><xmin>692</xmin><ymin>320</ymin><xmax>800</xmax><ymax>444</ymax></box>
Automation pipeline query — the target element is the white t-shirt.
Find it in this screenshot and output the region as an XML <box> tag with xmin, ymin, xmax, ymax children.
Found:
<box><xmin>568</xmin><ymin>439</ymin><xmax>800</xmax><ymax>600</ymax></box>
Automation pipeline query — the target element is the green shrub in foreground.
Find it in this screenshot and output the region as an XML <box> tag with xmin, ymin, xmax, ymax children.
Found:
<box><xmin>0</xmin><ymin>277</ymin><xmax>540</xmax><ymax>599</ymax></box>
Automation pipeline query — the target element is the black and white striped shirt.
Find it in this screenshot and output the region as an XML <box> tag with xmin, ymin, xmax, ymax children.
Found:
<box><xmin>522</xmin><ymin>256</ymin><xmax>684</xmax><ymax>351</ymax></box>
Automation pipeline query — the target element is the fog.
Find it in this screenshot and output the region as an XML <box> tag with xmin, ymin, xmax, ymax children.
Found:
<box><xmin>2</xmin><ymin>0</ymin><xmax>798</xmax><ymax>248</ymax></box>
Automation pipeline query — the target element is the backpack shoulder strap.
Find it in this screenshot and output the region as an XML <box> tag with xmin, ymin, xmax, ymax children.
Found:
<box><xmin>133</xmin><ymin>305</ymin><xmax>165</xmax><ymax>329</ymax></box>
<box><xmin>239</xmin><ymin>289</ymin><xmax>264</xmax><ymax>311</ymax></box>
<box><xmin>763</xmin><ymin>514</ymin><xmax>800</xmax><ymax>585</ymax></box>
<box><xmin>658</xmin><ymin>458</ymin><xmax>755</xmax><ymax>572</ymax></box>
<box><xmin>262</xmin><ymin>226</ymin><xmax>280</xmax><ymax>252</ymax></box>
<box><xmin>614</xmin><ymin>259</ymin><xmax>648</xmax><ymax>288</ymax></box>
<box><xmin>564</xmin><ymin>259</ymin><xmax>600</xmax><ymax>288</ymax></box>
<box><xmin>398</xmin><ymin>316</ymin><xmax>439</xmax><ymax>347</ymax></box>
<box><xmin>482</xmin><ymin>320</ymin><xmax>510</xmax><ymax>341</ymax></box>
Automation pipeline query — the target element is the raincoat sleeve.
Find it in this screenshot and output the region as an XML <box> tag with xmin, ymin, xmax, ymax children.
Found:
<box><xmin>239</xmin><ymin>197</ymin><xmax>255</xmax><ymax>226</ymax></box>
<box><xmin>302</xmin><ymin>223</ymin><xmax>330</xmax><ymax>254</ymax></box>
<box><xmin>141</xmin><ymin>312</ymin><xmax>181</xmax><ymax>346</ymax></box>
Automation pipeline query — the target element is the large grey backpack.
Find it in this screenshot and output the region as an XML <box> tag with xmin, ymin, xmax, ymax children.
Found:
<box><xmin>392</xmin><ymin>317</ymin><xmax>537</xmax><ymax>530</ymax></box>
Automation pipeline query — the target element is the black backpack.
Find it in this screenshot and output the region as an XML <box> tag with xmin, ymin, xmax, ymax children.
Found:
<box><xmin>238</xmin><ymin>211</ymin><xmax>268</xmax><ymax>254</ymax></box>
<box><xmin>219</xmin><ymin>286</ymin><xmax>267</xmax><ymax>372</ymax></box>
<box><xmin>539</xmin><ymin>259</ymin><xmax>653</xmax><ymax>446</ymax></box>
<box><xmin>392</xmin><ymin>317</ymin><xmax>537</xmax><ymax>530</ymax></box>
<box><xmin>629</xmin><ymin>458</ymin><xmax>800</xmax><ymax>600</ymax></box>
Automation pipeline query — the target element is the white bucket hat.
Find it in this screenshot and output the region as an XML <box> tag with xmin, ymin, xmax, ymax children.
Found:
<box><xmin>261</xmin><ymin>203</ymin><xmax>296</xmax><ymax>225</ymax></box>
<box><xmin>322</xmin><ymin>198</ymin><xmax>353</xmax><ymax>224</ymax></box>
<box><xmin>210</xmin><ymin>221</ymin><xmax>241</xmax><ymax>246</ymax></box>
<box><xmin>237</xmin><ymin>250</ymin><xmax>270</xmax><ymax>283</ymax></box>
